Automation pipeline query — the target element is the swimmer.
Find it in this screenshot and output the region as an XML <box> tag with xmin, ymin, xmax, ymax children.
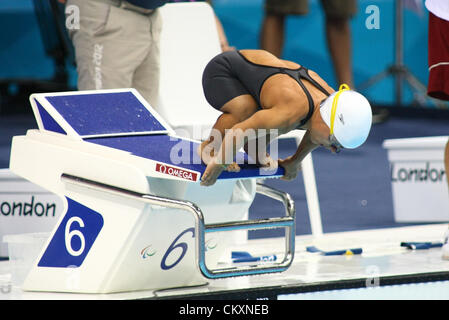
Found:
<box><xmin>199</xmin><ymin>49</ymin><xmax>372</xmax><ymax>186</ymax></box>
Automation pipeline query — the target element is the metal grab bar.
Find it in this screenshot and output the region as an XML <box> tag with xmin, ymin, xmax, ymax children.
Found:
<box><xmin>61</xmin><ymin>174</ymin><xmax>296</xmax><ymax>279</ymax></box>
<box><xmin>201</xmin><ymin>183</ymin><xmax>295</xmax><ymax>278</ymax></box>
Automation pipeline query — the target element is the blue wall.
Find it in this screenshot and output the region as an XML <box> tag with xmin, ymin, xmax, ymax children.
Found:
<box><xmin>0</xmin><ymin>0</ymin><xmax>432</xmax><ymax>107</ymax></box>
<box><xmin>0</xmin><ymin>0</ymin><xmax>55</xmax><ymax>80</ymax></box>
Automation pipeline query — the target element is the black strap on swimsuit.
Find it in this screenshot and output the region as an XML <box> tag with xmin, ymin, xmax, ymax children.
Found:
<box><xmin>234</xmin><ymin>51</ymin><xmax>331</xmax><ymax>128</ymax></box>
<box><xmin>280</xmin><ymin>66</ymin><xmax>331</xmax><ymax>128</ymax></box>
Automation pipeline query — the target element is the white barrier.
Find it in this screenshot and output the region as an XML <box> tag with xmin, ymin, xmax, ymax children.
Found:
<box><xmin>0</xmin><ymin>169</ymin><xmax>63</xmax><ymax>257</ymax></box>
<box><xmin>383</xmin><ymin>136</ymin><xmax>449</xmax><ymax>222</ymax></box>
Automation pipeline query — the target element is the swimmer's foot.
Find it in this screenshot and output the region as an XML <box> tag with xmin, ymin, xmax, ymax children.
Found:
<box><xmin>225</xmin><ymin>162</ymin><xmax>241</xmax><ymax>172</ymax></box>
<box><xmin>201</xmin><ymin>159</ymin><xmax>225</xmax><ymax>186</ymax></box>
<box><xmin>259</xmin><ymin>153</ymin><xmax>278</xmax><ymax>171</ymax></box>
<box><xmin>198</xmin><ymin>142</ymin><xmax>240</xmax><ymax>172</ymax></box>
<box><xmin>197</xmin><ymin>142</ymin><xmax>215</xmax><ymax>166</ymax></box>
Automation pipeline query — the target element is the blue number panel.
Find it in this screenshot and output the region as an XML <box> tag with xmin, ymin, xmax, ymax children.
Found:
<box><xmin>38</xmin><ymin>198</ymin><xmax>104</xmax><ymax>268</ymax></box>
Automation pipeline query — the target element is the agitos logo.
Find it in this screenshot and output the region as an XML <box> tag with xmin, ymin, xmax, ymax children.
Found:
<box><xmin>155</xmin><ymin>163</ymin><xmax>198</xmax><ymax>181</ymax></box>
<box><xmin>140</xmin><ymin>245</ymin><xmax>156</xmax><ymax>259</ymax></box>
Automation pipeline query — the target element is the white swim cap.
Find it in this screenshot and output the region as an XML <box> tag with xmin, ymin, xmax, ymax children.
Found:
<box><xmin>319</xmin><ymin>84</ymin><xmax>372</xmax><ymax>149</ymax></box>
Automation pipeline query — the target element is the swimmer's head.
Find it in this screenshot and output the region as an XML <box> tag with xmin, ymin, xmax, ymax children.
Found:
<box><xmin>319</xmin><ymin>84</ymin><xmax>372</xmax><ymax>149</ymax></box>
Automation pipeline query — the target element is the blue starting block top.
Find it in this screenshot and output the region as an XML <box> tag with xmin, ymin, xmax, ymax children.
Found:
<box><xmin>31</xmin><ymin>89</ymin><xmax>171</xmax><ymax>138</ymax></box>
<box><xmin>30</xmin><ymin>89</ymin><xmax>284</xmax><ymax>181</ymax></box>
<box><xmin>86</xmin><ymin>134</ymin><xmax>284</xmax><ymax>180</ymax></box>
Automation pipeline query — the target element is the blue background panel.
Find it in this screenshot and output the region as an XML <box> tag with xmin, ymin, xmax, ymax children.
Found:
<box><xmin>214</xmin><ymin>0</ymin><xmax>432</xmax><ymax>107</ymax></box>
<box><xmin>45</xmin><ymin>92</ymin><xmax>167</xmax><ymax>136</ymax></box>
<box><xmin>0</xmin><ymin>0</ymin><xmax>438</xmax><ymax>108</ymax></box>
<box><xmin>85</xmin><ymin>134</ymin><xmax>285</xmax><ymax>179</ymax></box>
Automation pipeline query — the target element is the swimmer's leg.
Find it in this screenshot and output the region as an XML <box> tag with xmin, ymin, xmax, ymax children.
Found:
<box><xmin>198</xmin><ymin>94</ymin><xmax>258</xmax><ymax>172</ymax></box>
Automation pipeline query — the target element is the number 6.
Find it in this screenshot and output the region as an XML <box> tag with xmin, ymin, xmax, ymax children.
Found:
<box><xmin>161</xmin><ymin>228</ymin><xmax>194</xmax><ymax>270</ymax></box>
<box><xmin>65</xmin><ymin>217</ymin><xmax>86</xmax><ymax>257</ymax></box>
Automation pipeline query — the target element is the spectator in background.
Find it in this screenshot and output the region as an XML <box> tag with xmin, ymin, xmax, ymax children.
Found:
<box><xmin>63</xmin><ymin>0</ymin><xmax>232</xmax><ymax>109</ymax></box>
<box><xmin>425</xmin><ymin>0</ymin><xmax>449</xmax><ymax>101</ymax></box>
<box><xmin>260</xmin><ymin>0</ymin><xmax>356</xmax><ymax>88</ymax></box>
<box><xmin>425</xmin><ymin>0</ymin><xmax>449</xmax><ymax>260</ymax></box>
<box><xmin>442</xmin><ymin>156</ymin><xmax>449</xmax><ymax>259</ymax></box>
<box><xmin>62</xmin><ymin>0</ymin><xmax>165</xmax><ymax>108</ymax></box>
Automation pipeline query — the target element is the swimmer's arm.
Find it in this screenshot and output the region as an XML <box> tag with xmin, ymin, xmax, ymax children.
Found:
<box><xmin>286</xmin><ymin>130</ymin><xmax>318</xmax><ymax>164</ymax></box>
<box><xmin>278</xmin><ymin>131</ymin><xmax>318</xmax><ymax>180</ymax></box>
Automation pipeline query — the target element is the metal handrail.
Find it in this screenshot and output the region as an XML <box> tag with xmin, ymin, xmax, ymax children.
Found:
<box><xmin>61</xmin><ymin>174</ymin><xmax>295</xmax><ymax>279</ymax></box>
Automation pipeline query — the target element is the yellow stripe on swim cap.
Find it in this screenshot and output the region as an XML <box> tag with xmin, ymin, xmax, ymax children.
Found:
<box><xmin>330</xmin><ymin>84</ymin><xmax>350</xmax><ymax>135</ymax></box>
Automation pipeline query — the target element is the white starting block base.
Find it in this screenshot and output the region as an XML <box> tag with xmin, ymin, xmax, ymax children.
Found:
<box><xmin>8</xmin><ymin>88</ymin><xmax>295</xmax><ymax>293</ymax></box>
<box><xmin>383</xmin><ymin>136</ymin><xmax>449</xmax><ymax>223</ymax></box>
<box><xmin>1</xmin><ymin>223</ymin><xmax>448</xmax><ymax>300</ymax></box>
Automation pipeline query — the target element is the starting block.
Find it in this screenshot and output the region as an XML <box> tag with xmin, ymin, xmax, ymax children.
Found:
<box><xmin>9</xmin><ymin>89</ymin><xmax>296</xmax><ymax>293</ymax></box>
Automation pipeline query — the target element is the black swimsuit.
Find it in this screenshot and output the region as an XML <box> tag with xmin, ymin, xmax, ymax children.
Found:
<box><xmin>202</xmin><ymin>50</ymin><xmax>331</xmax><ymax>128</ymax></box>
